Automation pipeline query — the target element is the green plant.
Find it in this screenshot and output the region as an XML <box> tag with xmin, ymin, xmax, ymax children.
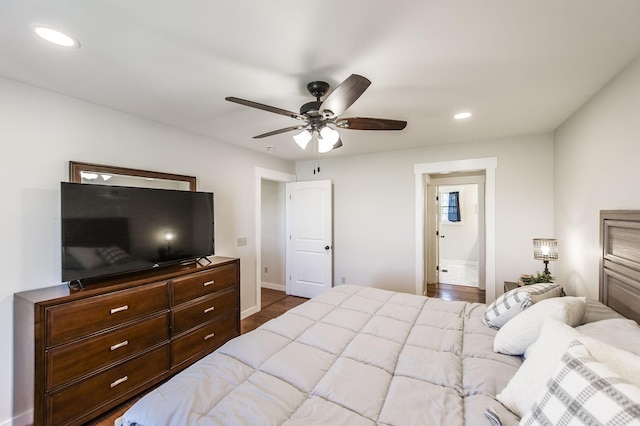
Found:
<box><xmin>529</xmin><ymin>270</ymin><xmax>554</xmax><ymax>283</ymax></box>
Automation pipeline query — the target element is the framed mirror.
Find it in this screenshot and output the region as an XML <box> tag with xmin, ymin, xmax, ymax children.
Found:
<box><xmin>69</xmin><ymin>161</ymin><xmax>196</xmax><ymax>191</ymax></box>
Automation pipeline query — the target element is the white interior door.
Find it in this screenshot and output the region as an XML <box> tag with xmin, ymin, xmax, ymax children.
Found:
<box><xmin>286</xmin><ymin>180</ymin><xmax>333</xmax><ymax>298</ymax></box>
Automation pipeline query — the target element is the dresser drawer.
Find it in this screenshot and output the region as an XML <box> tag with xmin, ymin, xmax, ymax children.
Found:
<box><xmin>171</xmin><ymin>313</ymin><xmax>237</xmax><ymax>368</ymax></box>
<box><xmin>172</xmin><ymin>287</ymin><xmax>237</xmax><ymax>336</ymax></box>
<box><xmin>46</xmin><ymin>345</ymin><xmax>169</xmax><ymax>426</ymax></box>
<box><xmin>171</xmin><ymin>264</ymin><xmax>237</xmax><ymax>305</ymax></box>
<box><xmin>46</xmin><ymin>313</ymin><xmax>169</xmax><ymax>391</ymax></box>
<box><xmin>46</xmin><ymin>282</ymin><xmax>169</xmax><ymax>347</ymax></box>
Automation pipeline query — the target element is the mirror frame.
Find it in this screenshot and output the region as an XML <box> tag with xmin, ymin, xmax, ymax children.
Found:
<box><xmin>69</xmin><ymin>161</ymin><xmax>197</xmax><ymax>191</ymax></box>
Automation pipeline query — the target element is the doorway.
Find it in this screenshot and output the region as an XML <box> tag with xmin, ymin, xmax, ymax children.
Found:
<box><xmin>261</xmin><ymin>179</ymin><xmax>287</xmax><ymax>293</ymax></box>
<box><xmin>253</xmin><ymin>169</ymin><xmax>333</xmax><ymax>319</ymax></box>
<box><xmin>427</xmin><ymin>175</ymin><xmax>484</xmax><ymax>290</ymax></box>
<box><xmin>251</xmin><ymin>168</ymin><xmax>296</xmax><ymax>320</ymax></box>
<box><xmin>414</xmin><ymin>157</ymin><xmax>497</xmax><ymax>303</ymax></box>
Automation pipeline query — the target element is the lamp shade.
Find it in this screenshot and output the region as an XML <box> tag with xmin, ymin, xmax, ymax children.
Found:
<box><xmin>318</xmin><ymin>127</ymin><xmax>339</xmax><ymax>153</ymax></box>
<box><xmin>293</xmin><ymin>130</ymin><xmax>312</xmax><ymax>150</ymax></box>
<box><xmin>533</xmin><ymin>238</ymin><xmax>558</xmax><ymax>260</ymax></box>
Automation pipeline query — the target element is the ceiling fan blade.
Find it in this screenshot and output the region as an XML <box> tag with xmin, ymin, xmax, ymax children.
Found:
<box><xmin>336</xmin><ymin>117</ymin><xmax>407</xmax><ymax>131</ymax></box>
<box><xmin>253</xmin><ymin>125</ymin><xmax>308</xmax><ymax>139</ymax></box>
<box><xmin>319</xmin><ymin>74</ymin><xmax>371</xmax><ymax>117</ymax></box>
<box><xmin>226</xmin><ymin>97</ymin><xmax>306</xmax><ymax>121</ymax></box>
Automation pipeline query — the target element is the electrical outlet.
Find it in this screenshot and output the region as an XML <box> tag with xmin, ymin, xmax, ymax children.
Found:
<box><xmin>341</xmin><ymin>276</ymin><xmax>346</xmax><ymax>284</ymax></box>
<box><xmin>237</xmin><ymin>237</ymin><xmax>247</xmax><ymax>246</ymax></box>
<box><xmin>264</xmin><ymin>267</ymin><xmax>268</xmax><ymax>273</ymax></box>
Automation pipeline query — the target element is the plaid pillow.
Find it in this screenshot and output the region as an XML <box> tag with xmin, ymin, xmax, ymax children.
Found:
<box><xmin>521</xmin><ymin>340</ymin><xmax>640</xmax><ymax>426</ymax></box>
<box><xmin>96</xmin><ymin>246</ymin><xmax>131</xmax><ymax>265</ymax></box>
<box><xmin>483</xmin><ymin>282</ymin><xmax>561</xmax><ymax>329</ymax></box>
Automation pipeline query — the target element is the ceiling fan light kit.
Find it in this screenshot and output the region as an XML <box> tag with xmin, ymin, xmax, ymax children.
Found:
<box><xmin>226</xmin><ymin>74</ymin><xmax>407</xmax><ymax>154</ymax></box>
<box><xmin>293</xmin><ymin>129</ymin><xmax>312</xmax><ymax>149</ymax></box>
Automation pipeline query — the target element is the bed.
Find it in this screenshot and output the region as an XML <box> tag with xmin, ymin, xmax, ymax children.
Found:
<box><xmin>121</xmin><ymin>210</ymin><xmax>640</xmax><ymax>425</ymax></box>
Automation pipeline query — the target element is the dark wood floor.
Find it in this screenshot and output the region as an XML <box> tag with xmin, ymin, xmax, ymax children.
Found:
<box><xmin>87</xmin><ymin>285</ymin><xmax>482</xmax><ymax>425</ymax></box>
<box><xmin>426</xmin><ymin>282</ymin><xmax>485</xmax><ymax>303</ymax></box>
<box><xmin>89</xmin><ymin>288</ymin><xmax>307</xmax><ymax>426</ymax></box>
<box><xmin>241</xmin><ymin>288</ymin><xmax>308</xmax><ymax>334</ymax></box>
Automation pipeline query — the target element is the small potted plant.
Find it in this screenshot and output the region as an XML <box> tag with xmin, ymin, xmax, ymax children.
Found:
<box><xmin>529</xmin><ymin>270</ymin><xmax>554</xmax><ymax>283</ymax></box>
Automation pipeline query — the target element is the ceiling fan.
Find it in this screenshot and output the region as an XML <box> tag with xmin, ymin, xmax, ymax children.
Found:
<box><xmin>225</xmin><ymin>74</ymin><xmax>407</xmax><ymax>153</ymax></box>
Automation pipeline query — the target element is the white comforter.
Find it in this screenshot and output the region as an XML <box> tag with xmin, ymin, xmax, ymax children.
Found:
<box><xmin>122</xmin><ymin>285</ymin><xmax>522</xmax><ymax>425</ymax></box>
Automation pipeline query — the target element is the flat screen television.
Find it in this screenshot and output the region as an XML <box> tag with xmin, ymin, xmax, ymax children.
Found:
<box><xmin>61</xmin><ymin>182</ymin><xmax>214</xmax><ymax>283</ymax></box>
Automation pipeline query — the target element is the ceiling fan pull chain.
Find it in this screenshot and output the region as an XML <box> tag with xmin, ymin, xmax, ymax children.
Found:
<box><xmin>313</xmin><ymin>138</ymin><xmax>320</xmax><ymax>174</ymax></box>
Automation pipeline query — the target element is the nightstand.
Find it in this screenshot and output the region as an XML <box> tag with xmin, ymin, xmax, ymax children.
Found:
<box><xmin>504</xmin><ymin>281</ymin><xmax>521</xmax><ymax>292</ymax></box>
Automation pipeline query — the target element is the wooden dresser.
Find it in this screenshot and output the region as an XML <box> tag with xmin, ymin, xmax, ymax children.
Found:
<box><xmin>14</xmin><ymin>256</ymin><xmax>240</xmax><ymax>426</ymax></box>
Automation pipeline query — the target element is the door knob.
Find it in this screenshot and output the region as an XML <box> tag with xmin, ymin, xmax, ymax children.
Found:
<box><xmin>325</xmin><ymin>246</ymin><xmax>331</xmax><ymax>250</ymax></box>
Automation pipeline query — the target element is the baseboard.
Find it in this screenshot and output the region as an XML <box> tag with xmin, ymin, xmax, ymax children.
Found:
<box><xmin>5</xmin><ymin>409</ymin><xmax>32</xmax><ymax>426</ymax></box>
<box><xmin>241</xmin><ymin>305</ymin><xmax>259</xmax><ymax>320</ymax></box>
<box><xmin>261</xmin><ymin>282</ymin><xmax>285</xmax><ymax>292</ymax></box>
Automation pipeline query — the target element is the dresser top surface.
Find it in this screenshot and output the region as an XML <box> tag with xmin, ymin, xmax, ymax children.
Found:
<box><xmin>15</xmin><ymin>256</ymin><xmax>239</xmax><ymax>304</ymax></box>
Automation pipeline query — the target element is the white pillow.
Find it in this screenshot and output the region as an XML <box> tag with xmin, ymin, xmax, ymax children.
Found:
<box><xmin>493</xmin><ymin>296</ymin><xmax>586</xmax><ymax>356</ymax></box>
<box><xmin>482</xmin><ymin>282</ymin><xmax>562</xmax><ymax>329</ymax></box>
<box><xmin>577</xmin><ymin>318</ymin><xmax>640</xmax><ymax>356</ymax></box>
<box><xmin>520</xmin><ymin>340</ymin><xmax>640</xmax><ymax>426</ymax></box>
<box><xmin>578</xmin><ymin>335</ymin><xmax>640</xmax><ymax>387</ymax></box>
<box><xmin>497</xmin><ymin>317</ymin><xmax>640</xmax><ymax>418</ymax></box>
<box><xmin>496</xmin><ymin>318</ymin><xmax>581</xmax><ymax>417</ymax></box>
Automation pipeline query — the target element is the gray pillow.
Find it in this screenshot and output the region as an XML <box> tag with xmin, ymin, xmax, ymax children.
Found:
<box><xmin>483</xmin><ymin>282</ymin><xmax>562</xmax><ymax>329</ymax></box>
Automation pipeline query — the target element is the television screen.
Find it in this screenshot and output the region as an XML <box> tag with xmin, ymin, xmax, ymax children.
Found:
<box><xmin>61</xmin><ymin>182</ymin><xmax>214</xmax><ymax>283</ymax></box>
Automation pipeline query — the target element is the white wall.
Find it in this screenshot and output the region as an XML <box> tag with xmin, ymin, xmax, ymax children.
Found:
<box><xmin>261</xmin><ymin>180</ymin><xmax>285</xmax><ymax>289</ymax></box>
<box><xmin>555</xmin><ymin>54</ymin><xmax>640</xmax><ymax>299</ymax></box>
<box><xmin>296</xmin><ymin>133</ymin><xmax>555</xmax><ymax>298</ymax></box>
<box><xmin>0</xmin><ymin>77</ymin><xmax>294</xmax><ymax>425</ymax></box>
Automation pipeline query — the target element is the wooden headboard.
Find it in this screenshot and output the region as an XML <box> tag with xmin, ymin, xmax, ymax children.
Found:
<box><xmin>600</xmin><ymin>210</ymin><xmax>640</xmax><ymax>324</ymax></box>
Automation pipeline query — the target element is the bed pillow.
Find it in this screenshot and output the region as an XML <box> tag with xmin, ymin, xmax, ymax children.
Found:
<box><xmin>577</xmin><ymin>318</ymin><xmax>640</xmax><ymax>356</ymax></box>
<box><xmin>497</xmin><ymin>317</ymin><xmax>640</xmax><ymax>418</ymax></box>
<box><xmin>493</xmin><ymin>296</ymin><xmax>586</xmax><ymax>356</ymax></box>
<box><xmin>482</xmin><ymin>282</ymin><xmax>562</xmax><ymax>329</ymax></box>
<box><xmin>496</xmin><ymin>318</ymin><xmax>581</xmax><ymax>417</ymax></box>
<box><xmin>520</xmin><ymin>340</ymin><xmax>640</xmax><ymax>426</ymax></box>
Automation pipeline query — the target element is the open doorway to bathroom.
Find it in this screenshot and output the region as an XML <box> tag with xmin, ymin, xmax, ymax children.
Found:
<box><xmin>425</xmin><ymin>172</ymin><xmax>486</xmax><ymax>303</ymax></box>
<box><xmin>436</xmin><ymin>183</ymin><xmax>479</xmax><ymax>287</ymax></box>
<box><xmin>415</xmin><ymin>157</ymin><xmax>496</xmax><ymax>303</ymax></box>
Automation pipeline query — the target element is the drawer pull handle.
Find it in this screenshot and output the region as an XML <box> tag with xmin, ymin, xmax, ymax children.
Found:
<box><xmin>110</xmin><ymin>305</ymin><xmax>129</xmax><ymax>314</ymax></box>
<box><xmin>110</xmin><ymin>340</ymin><xmax>129</xmax><ymax>351</ymax></box>
<box><xmin>204</xmin><ymin>332</ymin><xmax>216</xmax><ymax>340</ymax></box>
<box><xmin>110</xmin><ymin>376</ymin><xmax>128</xmax><ymax>388</ymax></box>
<box><xmin>203</xmin><ymin>306</ymin><xmax>215</xmax><ymax>314</ymax></box>
<box><xmin>203</xmin><ymin>280</ymin><xmax>215</xmax><ymax>287</ymax></box>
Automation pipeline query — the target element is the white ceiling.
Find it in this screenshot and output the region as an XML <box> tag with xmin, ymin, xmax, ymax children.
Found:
<box><xmin>2</xmin><ymin>1</ymin><xmax>640</xmax><ymax>161</ymax></box>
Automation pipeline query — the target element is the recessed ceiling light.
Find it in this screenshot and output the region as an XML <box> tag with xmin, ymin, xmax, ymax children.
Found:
<box><xmin>454</xmin><ymin>112</ymin><xmax>472</xmax><ymax>120</ymax></box>
<box><xmin>30</xmin><ymin>25</ymin><xmax>80</xmax><ymax>48</ymax></box>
